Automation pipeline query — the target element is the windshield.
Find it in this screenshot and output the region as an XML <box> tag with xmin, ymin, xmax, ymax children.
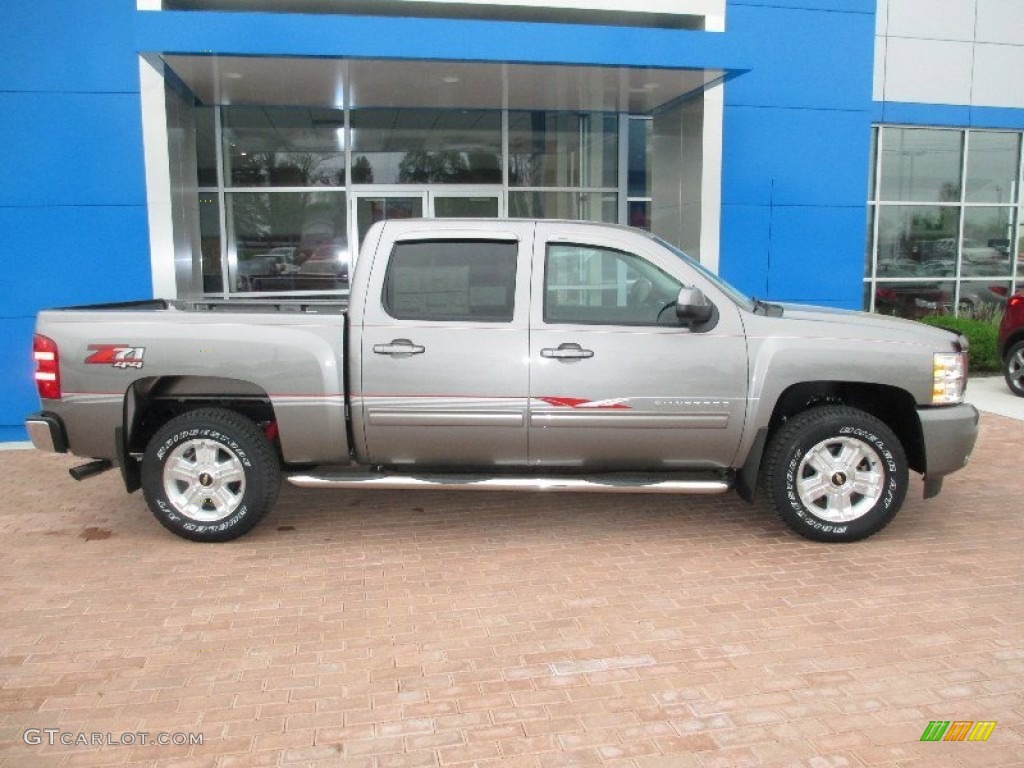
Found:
<box><xmin>652</xmin><ymin>236</ymin><xmax>756</xmax><ymax>312</ymax></box>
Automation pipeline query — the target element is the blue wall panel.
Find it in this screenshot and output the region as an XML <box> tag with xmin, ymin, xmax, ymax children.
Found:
<box><xmin>875</xmin><ymin>101</ymin><xmax>1024</xmax><ymax>131</ymax></box>
<box><xmin>0</xmin><ymin>317</ymin><xmax>40</xmax><ymax>443</ymax></box>
<box><xmin>718</xmin><ymin>1</ymin><xmax>875</xmax><ymax>309</ymax></box>
<box><xmin>0</xmin><ymin>93</ymin><xmax>146</xmax><ymax>208</ymax></box>
<box><xmin>1</xmin><ymin>207</ymin><xmax>151</xmax><ymax>318</ymax></box>
<box><xmin>731</xmin><ymin>0</ymin><xmax>874</xmax><ymax>11</ymax></box>
<box><xmin>0</xmin><ymin>1</ymin><xmax>150</xmax><ymax>438</ymax></box>
<box><xmin>724</xmin><ymin>5</ymin><xmax>874</xmax><ymax>110</ymax></box>
<box><xmin>0</xmin><ymin>1</ymin><xmax>139</xmax><ymax>93</ymax></box>
<box><xmin>134</xmin><ymin>11</ymin><xmax>745</xmax><ymax>71</ymax></box>
<box><xmin>719</xmin><ymin>204</ymin><xmax>771</xmax><ymax>299</ymax></box>
<box><xmin>722</xmin><ymin>106</ymin><xmax>872</xmax><ymax>207</ymax></box>
<box><xmin>766</xmin><ymin>206</ymin><xmax>867</xmax><ymax>306</ymax></box>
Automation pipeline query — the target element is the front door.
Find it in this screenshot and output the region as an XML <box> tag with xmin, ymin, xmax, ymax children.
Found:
<box><xmin>527</xmin><ymin>222</ymin><xmax>748</xmax><ymax>469</ymax></box>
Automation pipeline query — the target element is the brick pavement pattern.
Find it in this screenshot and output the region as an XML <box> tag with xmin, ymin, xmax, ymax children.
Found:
<box><xmin>0</xmin><ymin>413</ymin><xmax>1021</xmax><ymax>768</ymax></box>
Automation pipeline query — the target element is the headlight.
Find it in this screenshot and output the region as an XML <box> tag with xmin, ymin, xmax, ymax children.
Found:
<box><xmin>933</xmin><ymin>352</ymin><xmax>966</xmax><ymax>404</ymax></box>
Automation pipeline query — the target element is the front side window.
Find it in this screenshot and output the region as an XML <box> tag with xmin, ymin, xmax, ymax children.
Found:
<box><xmin>545</xmin><ymin>243</ymin><xmax>681</xmax><ymax>325</ymax></box>
<box><xmin>383</xmin><ymin>240</ymin><xmax>518</xmax><ymax>322</ymax></box>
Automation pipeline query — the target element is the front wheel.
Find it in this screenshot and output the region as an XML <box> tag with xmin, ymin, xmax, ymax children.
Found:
<box><xmin>763</xmin><ymin>406</ymin><xmax>908</xmax><ymax>543</ymax></box>
<box><xmin>1005</xmin><ymin>340</ymin><xmax>1024</xmax><ymax>397</ymax></box>
<box><xmin>141</xmin><ymin>408</ymin><xmax>281</xmax><ymax>541</ymax></box>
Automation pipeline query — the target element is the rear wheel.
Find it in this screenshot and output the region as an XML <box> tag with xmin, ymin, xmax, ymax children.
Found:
<box><xmin>1005</xmin><ymin>340</ymin><xmax>1024</xmax><ymax>397</ymax></box>
<box><xmin>141</xmin><ymin>408</ymin><xmax>280</xmax><ymax>541</ymax></box>
<box><xmin>763</xmin><ymin>406</ymin><xmax>908</xmax><ymax>542</ymax></box>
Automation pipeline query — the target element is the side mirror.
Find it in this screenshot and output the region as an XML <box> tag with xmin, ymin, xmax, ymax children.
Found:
<box><xmin>675</xmin><ymin>286</ymin><xmax>715</xmax><ymax>328</ymax></box>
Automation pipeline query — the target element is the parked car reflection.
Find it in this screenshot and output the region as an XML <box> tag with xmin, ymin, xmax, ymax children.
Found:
<box><xmin>248</xmin><ymin>239</ymin><xmax>350</xmax><ymax>292</ymax></box>
<box><xmin>235</xmin><ymin>246</ymin><xmax>298</xmax><ymax>291</ymax></box>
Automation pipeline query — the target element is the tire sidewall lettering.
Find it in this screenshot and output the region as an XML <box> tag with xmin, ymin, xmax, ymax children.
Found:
<box><xmin>771</xmin><ymin>411</ymin><xmax>909</xmax><ymax>541</ymax></box>
<box><xmin>142</xmin><ymin>409</ymin><xmax>275</xmax><ymax>540</ymax></box>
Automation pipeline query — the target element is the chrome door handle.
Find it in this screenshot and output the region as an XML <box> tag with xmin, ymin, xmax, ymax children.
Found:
<box><xmin>541</xmin><ymin>343</ymin><xmax>594</xmax><ymax>360</ymax></box>
<box><xmin>373</xmin><ymin>339</ymin><xmax>425</xmax><ymax>356</ymax></box>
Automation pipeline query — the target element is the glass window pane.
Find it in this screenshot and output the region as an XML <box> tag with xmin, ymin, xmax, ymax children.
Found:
<box><xmin>875</xmin><ymin>280</ymin><xmax>955</xmax><ymax>319</ymax></box>
<box><xmin>1018</xmin><ymin>215</ymin><xmax>1024</xmax><ymax>278</ymax></box>
<box><xmin>628</xmin><ymin>118</ymin><xmax>652</xmax><ymax>198</ymax></box>
<box><xmin>223</xmin><ymin>107</ymin><xmax>346</xmax><ymax>188</ymax></box>
<box><xmin>350</xmin><ymin>109</ymin><xmax>502</xmax><ymax>185</ymax></box>
<box><xmin>628</xmin><ymin>200</ymin><xmax>651</xmax><ymax>231</ymax></box>
<box><xmin>228</xmin><ymin>191</ymin><xmax>348</xmax><ymax>293</ymax></box>
<box><xmin>199</xmin><ymin>193</ymin><xmax>222</xmax><ymax>294</ymax></box>
<box><xmin>508</xmin><ymin>191</ymin><xmax>617</xmax><ymax>222</ymax></box>
<box><xmin>434</xmin><ymin>195</ymin><xmax>500</xmax><ymax>218</ymax></box>
<box><xmin>196</xmin><ymin>108</ymin><xmax>218</xmax><ymax>188</ymax></box>
<box><xmin>508</xmin><ymin>111</ymin><xmax>617</xmax><ymax>188</ymax></box>
<box><xmin>383</xmin><ymin>240</ymin><xmax>517</xmax><ymax>322</ymax></box>
<box><xmin>962</xmin><ymin>207</ymin><xmax>1014</xmax><ymax>276</ymax></box>
<box><xmin>957</xmin><ymin>280</ymin><xmax>1012</xmax><ymax>319</ymax></box>
<box><xmin>865</xmin><ymin>206</ymin><xmax>875</xmax><ymax>277</ymax></box>
<box><xmin>867</xmin><ymin>126</ymin><xmax>877</xmax><ymax>201</ymax></box>
<box><xmin>966</xmin><ymin>131</ymin><xmax>1020</xmax><ymax>203</ymax></box>
<box><xmin>545</xmin><ymin>243</ymin><xmax>681</xmax><ymax>326</ymax></box>
<box><xmin>876</xmin><ymin>206</ymin><xmax>960</xmax><ymax>278</ymax></box>
<box><xmin>879</xmin><ymin>127</ymin><xmax>962</xmax><ymax>202</ymax></box>
<box><xmin>356</xmin><ymin>196</ymin><xmax>424</xmax><ymax>245</ymax></box>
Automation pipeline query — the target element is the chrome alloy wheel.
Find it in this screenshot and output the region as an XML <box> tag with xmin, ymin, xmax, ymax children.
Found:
<box><xmin>1009</xmin><ymin>346</ymin><xmax>1024</xmax><ymax>393</ymax></box>
<box><xmin>796</xmin><ymin>436</ymin><xmax>884</xmax><ymax>523</ymax></box>
<box><xmin>162</xmin><ymin>439</ymin><xmax>246</xmax><ymax>522</ymax></box>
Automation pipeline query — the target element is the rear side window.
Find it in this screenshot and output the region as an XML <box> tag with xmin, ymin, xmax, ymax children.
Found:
<box><xmin>383</xmin><ymin>239</ymin><xmax>518</xmax><ymax>322</ymax></box>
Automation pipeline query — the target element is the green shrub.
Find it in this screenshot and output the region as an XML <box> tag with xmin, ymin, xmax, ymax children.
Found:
<box><xmin>917</xmin><ymin>315</ymin><xmax>1001</xmax><ymax>373</ymax></box>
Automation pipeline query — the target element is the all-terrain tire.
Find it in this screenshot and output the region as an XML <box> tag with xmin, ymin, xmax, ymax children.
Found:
<box><xmin>763</xmin><ymin>406</ymin><xmax>908</xmax><ymax>543</ymax></box>
<box><xmin>141</xmin><ymin>408</ymin><xmax>280</xmax><ymax>542</ymax></box>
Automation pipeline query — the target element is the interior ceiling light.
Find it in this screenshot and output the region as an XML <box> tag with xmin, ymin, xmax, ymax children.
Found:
<box><xmin>224</xmin><ymin>72</ymin><xmax>243</xmax><ymax>80</ymax></box>
<box><xmin>442</xmin><ymin>76</ymin><xmax>461</xmax><ymax>84</ymax></box>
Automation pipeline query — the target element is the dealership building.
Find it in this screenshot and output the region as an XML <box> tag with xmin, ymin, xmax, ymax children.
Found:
<box><xmin>3</xmin><ymin>0</ymin><xmax>1023</xmax><ymax>441</ymax></box>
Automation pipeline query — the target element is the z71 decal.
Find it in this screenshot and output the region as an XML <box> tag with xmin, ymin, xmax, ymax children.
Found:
<box><xmin>85</xmin><ymin>344</ymin><xmax>146</xmax><ymax>370</ymax></box>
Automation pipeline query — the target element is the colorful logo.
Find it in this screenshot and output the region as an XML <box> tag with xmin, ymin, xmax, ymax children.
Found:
<box><xmin>85</xmin><ymin>344</ymin><xmax>146</xmax><ymax>370</ymax></box>
<box><xmin>920</xmin><ymin>721</ymin><xmax>996</xmax><ymax>742</ymax></box>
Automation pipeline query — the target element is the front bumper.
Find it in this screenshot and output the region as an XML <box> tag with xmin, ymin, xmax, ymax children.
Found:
<box><xmin>918</xmin><ymin>403</ymin><xmax>979</xmax><ymax>478</ymax></box>
<box><xmin>25</xmin><ymin>412</ymin><xmax>68</xmax><ymax>454</ymax></box>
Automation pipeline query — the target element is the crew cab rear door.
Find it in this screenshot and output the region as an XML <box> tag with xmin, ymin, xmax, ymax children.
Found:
<box><xmin>353</xmin><ymin>221</ymin><xmax>534</xmax><ymax>467</ymax></box>
<box><xmin>527</xmin><ymin>222</ymin><xmax>748</xmax><ymax>469</ymax></box>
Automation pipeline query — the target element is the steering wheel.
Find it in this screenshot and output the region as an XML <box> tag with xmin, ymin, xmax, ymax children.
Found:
<box><xmin>628</xmin><ymin>278</ymin><xmax>654</xmax><ymax>307</ymax></box>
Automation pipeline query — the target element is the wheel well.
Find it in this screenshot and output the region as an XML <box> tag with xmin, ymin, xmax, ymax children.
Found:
<box><xmin>125</xmin><ymin>376</ymin><xmax>278</xmax><ymax>457</ymax></box>
<box><xmin>767</xmin><ymin>381</ymin><xmax>924</xmax><ymax>474</ymax></box>
<box><xmin>1003</xmin><ymin>330</ymin><xmax>1024</xmax><ymax>361</ymax></box>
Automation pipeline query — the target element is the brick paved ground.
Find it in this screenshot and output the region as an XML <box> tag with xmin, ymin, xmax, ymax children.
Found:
<box><xmin>0</xmin><ymin>414</ymin><xmax>1021</xmax><ymax>768</ymax></box>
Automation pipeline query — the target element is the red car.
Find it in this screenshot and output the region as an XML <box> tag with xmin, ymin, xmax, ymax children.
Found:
<box><xmin>999</xmin><ymin>290</ymin><xmax>1024</xmax><ymax>397</ymax></box>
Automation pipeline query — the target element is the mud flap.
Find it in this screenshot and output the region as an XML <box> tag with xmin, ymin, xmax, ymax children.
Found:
<box><xmin>115</xmin><ymin>426</ymin><xmax>141</xmax><ymax>493</ymax></box>
<box><xmin>735</xmin><ymin>428</ymin><xmax>768</xmax><ymax>503</ymax></box>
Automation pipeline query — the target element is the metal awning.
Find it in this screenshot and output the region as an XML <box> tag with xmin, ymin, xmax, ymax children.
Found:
<box><xmin>162</xmin><ymin>54</ymin><xmax>728</xmax><ymax>114</ymax></box>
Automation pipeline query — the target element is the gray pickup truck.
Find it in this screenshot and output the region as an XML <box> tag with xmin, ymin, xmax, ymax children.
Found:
<box><xmin>26</xmin><ymin>219</ymin><xmax>979</xmax><ymax>543</ymax></box>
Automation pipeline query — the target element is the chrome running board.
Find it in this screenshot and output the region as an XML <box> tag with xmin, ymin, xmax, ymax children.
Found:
<box><xmin>286</xmin><ymin>470</ymin><xmax>732</xmax><ymax>495</ymax></box>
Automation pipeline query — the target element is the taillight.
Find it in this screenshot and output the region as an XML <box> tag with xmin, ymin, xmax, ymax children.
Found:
<box><xmin>1009</xmin><ymin>293</ymin><xmax>1024</xmax><ymax>309</ymax></box>
<box><xmin>33</xmin><ymin>334</ymin><xmax>61</xmax><ymax>400</ymax></box>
